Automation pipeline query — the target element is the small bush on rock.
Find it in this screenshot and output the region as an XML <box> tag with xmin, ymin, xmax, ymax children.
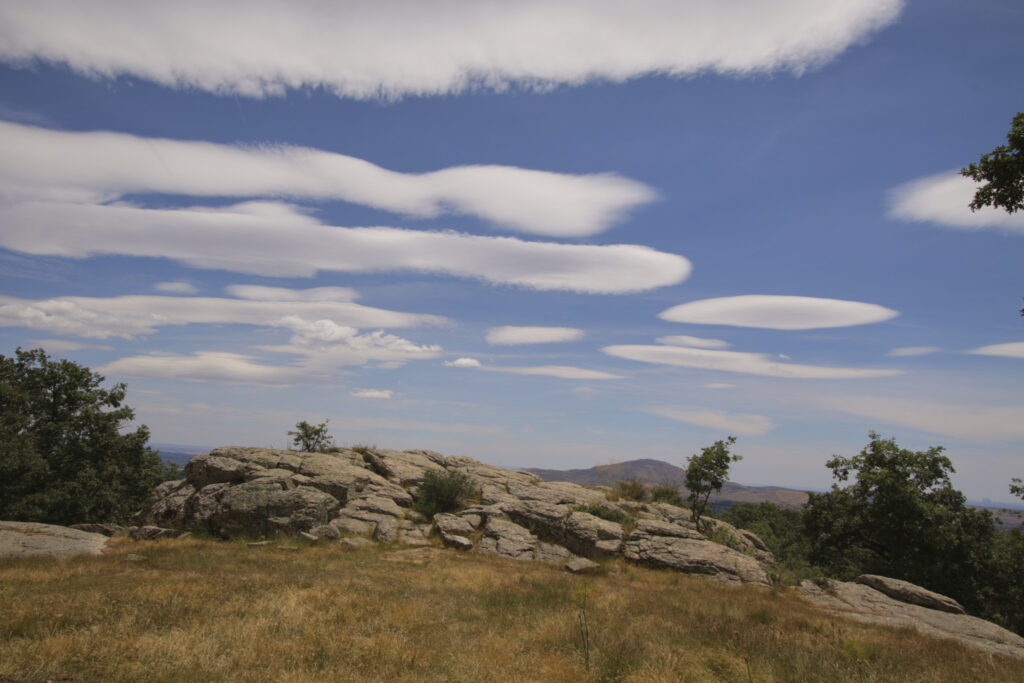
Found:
<box><xmin>650</xmin><ymin>483</ymin><xmax>685</xmax><ymax>507</ymax></box>
<box><xmin>573</xmin><ymin>503</ymin><xmax>631</xmax><ymax>525</ymax></box>
<box><xmin>414</xmin><ymin>470</ymin><xmax>478</xmax><ymax>519</ymax></box>
<box><xmin>613</xmin><ymin>479</ymin><xmax>648</xmax><ymax>502</ymax></box>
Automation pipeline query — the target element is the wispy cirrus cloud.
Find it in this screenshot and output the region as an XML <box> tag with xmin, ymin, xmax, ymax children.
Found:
<box><xmin>888</xmin><ymin>172</ymin><xmax>1024</xmax><ymax>234</ymax></box>
<box><xmin>967</xmin><ymin>342</ymin><xmax>1024</xmax><ymax>359</ymax></box>
<box><xmin>99</xmin><ymin>351</ymin><xmax>323</xmax><ymax>386</ymax></box>
<box><xmin>659</xmin><ymin>295</ymin><xmax>898</xmax><ymax>330</ymax></box>
<box><xmin>0</xmin><ymin>287</ymin><xmax>444</xmax><ymax>339</ymax></box>
<box><xmin>350</xmin><ymin>389</ymin><xmax>394</xmax><ymax>399</ymax></box>
<box><xmin>0</xmin><ymin>2</ymin><xmax>904</xmax><ymax>99</ymax></box>
<box><xmin>0</xmin><ymin>122</ymin><xmax>655</xmax><ymax>237</ymax></box>
<box><xmin>818</xmin><ymin>394</ymin><xmax>1024</xmax><ymax>441</ymax></box>
<box><xmin>0</xmin><ymin>200</ymin><xmax>690</xmax><ymax>293</ymax></box>
<box><xmin>647</xmin><ymin>405</ymin><xmax>775</xmax><ymax>436</ymax></box>
<box><xmin>603</xmin><ymin>344</ymin><xmax>901</xmax><ymax>379</ymax></box>
<box><xmin>445</xmin><ymin>357</ymin><xmax>622</xmax><ymax>380</ymax></box>
<box><xmin>486</xmin><ymin>326</ymin><xmax>585</xmax><ymax>345</ymax></box>
<box><xmin>154</xmin><ymin>281</ymin><xmax>198</xmax><ymax>295</ymax></box>
<box><xmin>656</xmin><ymin>335</ymin><xmax>730</xmax><ymax>349</ymax></box>
<box><xmin>887</xmin><ymin>346</ymin><xmax>941</xmax><ymax>357</ymax></box>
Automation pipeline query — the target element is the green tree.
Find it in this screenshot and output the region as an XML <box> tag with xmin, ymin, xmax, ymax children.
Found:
<box><xmin>803</xmin><ymin>432</ymin><xmax>996</xmax><ymax>612</ymax></box>
<box><xmin>288</xmin><ymin>419</ymin><xmax>333</xmax><ymax>452</ymax></box>
<box><xmin>1011</xmin><ymin>478</ymin><xmax>1023</xmax><ymax>501</ymax></box>
<box><xmin>961</xmin><ymin>112</ymin><xmax>1024</xmax><ymax>215</ymax></box>
<box><xmin>684</xmin><ymin>436</ymin><xmax>740</xmax><ymax>532</ymax></box>
<box><xmin>0</xmin><ymin>348</ymin><xmax>175</xmax><ymax>525</ymax></box>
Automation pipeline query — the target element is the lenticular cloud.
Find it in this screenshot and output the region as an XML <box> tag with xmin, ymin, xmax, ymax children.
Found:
<box><xmin>659</xmin><ymin>295</ymin><xmax>898</xmax><ymax>330</ymax></box>
<box><xmin>0</xmin><ymin>1</ymin><xmax>905</xmax><ymax>99</ymax></box>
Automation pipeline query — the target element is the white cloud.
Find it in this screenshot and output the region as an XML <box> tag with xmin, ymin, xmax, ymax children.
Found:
<box><xmin>350</xmin><ymin>389</ymin><xmax>393</xmax><ymax>399</ymax></box>
<box><xmin>154</xmin><ymin>281</ymin><xmax>198</xmax><ymax>295</ymax></box>
<box><xmin>0</xmin><ymin>200</ymin><xmax>691</xmax><ymax>293</ymax></box>
<box><xmin>444</xmin><ymin>358</ymin><xmax>483</xmax><ymax>368</ymax></box>
<box><xmin>818</xmin><ymin>394</ymin><xmax>1024</xmax><ymax>441</ymax></box>
<box><xmin>887</xmin><ymin>346</ymin><xmax>941</xmax><ymax>357</ymax></box>
<box><xmin>0</xmin><ymin>288</ymin><xmax>444</xmax><ymax>339</ymax></box>
<box><xmin>486</xmin><ymin>326</ymin><xmax>585</xmax><ymax>345</ymax></box>
<box><xmin>659</xmin><ymin>295</ymin><xmax>898</xmax><ymax>330</ymax></box>
<box><xmin>99</xmin><ymin>351</ymin><xmax>322</xmax><ymax>386</ymax></box>
<box><xmin>888</xmin><ymin>172</ymin><xmax>1024</xmax><ymax>234</ymax></box>
<box><xmin>28</xmin><ymin>339</ymin><xmax>113</xmax><ymax>352</ymax></box>
<box><xmin>225</xmin><ymin>285</ymin><xmax>358</xmax><ymax>302</ymax></box>
<box><xmin>647</xmin><ymin>405</ymin><xmax>775</xmax><ymax>436</ymax></box>
<box><xmin>263</xmin><ymin>318</ymin><xmax>443</xmax><ymax>368</ymax></box>
<box><xmin>0</xmin><ymin>2</ymin><xmax>905</xmax><ymax>99</ymax></box>
<box><xmin>0</xmin><ymin>121</ymin><xmax>655</xmax><ymax>237</ymax></box>
<box><xmin>602</xmin><ymin>344</ymin><xmax>902</xmax><ymax>379</ymax></box>
<box><xmin>656</xmin><ymin>335</ymin><xmax>730</xmax><ymax>349</ymax></box>
<box><xmin>967</xmin><ymin>342</ymin><xmax>1024</xmax><ymax>359</ymax></box>
<box><xmin>445</xmin><ymin>357</ymin><xmax>621</xmax><ymax>380</ymax></box>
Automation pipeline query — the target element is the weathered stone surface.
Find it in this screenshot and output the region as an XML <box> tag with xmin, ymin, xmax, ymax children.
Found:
<box><xmin>623</xmin><ymin>534</ymin><xmax>770</xmax><ymax>586</ymax></box>
<box><xmin>799</xmin><ymin>579</ymin><xmax>1024</xmax><ymax>660</ymax></box>
<box><xmin>444</xmin><ymin>535</ymin><xmax>474</xmax><ymax>551</ymax></box>
<box><xmin>184</xmin><ymin>454</ymin><xmax>258</xmax><ymax>488</ymax></box>
<box><xmin>563</xmin><ymin>511</ymin><xmax>624</xmax><ymax>557</ymax></box>
<box><xmin>0</xmin><ymin>521</ymin><xmax>109</xmax><ymax>558</ymax></box>
<box><xmin>504</xmin><ymin>500</ymin><xmax>571</xmax><ymax>544</ymax></box>
<box><xmin>433</xmin><ymin>513</ymin><xmax>476</xmax><ymax>546</ymax></box>
<box><xmin>340</xmin><ymin>537</ymin><xmax>374</xmax><ymax>549</ymax></box>
<box><xmin>856</xmin><ymin>574</ymin><xmax>966</xmax><ymax>614</ymax></box>
<box><xmin>136</xmin><ymin>479</ymin><xmax>195</xmax><ymax>528</ymax></box>
<box><xmin>536</xmin><ymin>542</ymin><xmax>573</xmax><ymax>563</ymax></box>
<box><xmin>478</xmin><ymin>518</ymin><xmax>538</xmax><ymax>561</ymax></box>
<box><xmin>345</xmin><ymin>495</ymin><xmax>404</xmax><ymax>519</ymax></box>
<box><xmin>632</xmin><ymin>518</ymin><xmax>703</xmax><ymax>540</ymax></box>
<box><xmin>361</xmin><ymin>448</ymin><xmax>445</xmax><ymax>487</ymax></box>
<box><xmin>203</xmin><ymin>480</ymin><xmax>340</xmax><ymax>537</ymax></box>
<box><xmin>565</xmin><ymin>557</ymin><xmax>601</xmax><ymax>574</ymax></box>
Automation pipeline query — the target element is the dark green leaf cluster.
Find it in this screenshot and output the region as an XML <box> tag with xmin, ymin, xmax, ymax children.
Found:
<box><xmin>720</xmin><ymin>502</ymin><xmax>819</xmax><ymax>583</ymax></box>
<box><xmin>288</xmin><ymin>419</ymin><xmax>333</xmax><ymax>452</ymax></box>
<box><xmin>961</xmin><ymin>112</ymin><xmax>1024</xmax><ymax>215</ymax></box>
<box><xmin>803</xmin><ymin>432</ymin><xmax>997</xmax><ymax>613</ymax></box>
<box><xmin>0</xmin><ymin>348</ymin><xmax>176</xmax><ymax>525</ymax></box>
<box><xmin>413</xmin><ymin>469</ymin><xmax>478</xmax><ymax>519</ymax></box>
<box><xmin>684</xmin><ymin>436</ymin><xmax>740</xmax><ymax>531</ymax></box>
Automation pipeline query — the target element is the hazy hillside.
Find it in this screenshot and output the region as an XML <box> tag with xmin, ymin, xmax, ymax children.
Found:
<box><xmin>525</xmin><ymin>458</ymin><xmax>810</xmax><ymax>510</ymax></box>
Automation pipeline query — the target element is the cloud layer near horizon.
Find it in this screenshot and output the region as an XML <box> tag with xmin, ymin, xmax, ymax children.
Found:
<box><xmin>445</xmin><ymin>357</ymin><xmax>622</xmax><ymax>380</ymax></box>
<box><xmin>603</xmin><ymin>344</ymin><xmax>901</xmax><ymax>379</ymax></box>
<box><xmin>647</xmin><ymin>405</ymin><xmax>775</xmax><ymax>436</ymax></box>
<box><xmin>0</xmin><ymin>121</ymin><xmax>655</xmax><ymax>237</ymax></box>
<box><xmin>0</xmin><ymin>1</ymin><xmax>905</xmax><ymax>99</ymax></box>
<box><xmin>486</xmin><ymin>326</ymin><xmax>585</xmax><ymax>345</ymax></box>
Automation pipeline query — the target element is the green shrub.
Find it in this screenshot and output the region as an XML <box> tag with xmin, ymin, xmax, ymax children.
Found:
<box><xmin>414</xmin><ymin>470</ymin><xmax>478</xmax><ymax>519</ymax></box>
<box><xmin>613</xmin><ymin>479</ymin><xmax>648</xmax><ymax>502</ymax></box>
<box><xmin>650</xmin><ymin>483</ymin><xmax>685</xmax><ymax>507</ymax></box>
<box><xmin>573</xmin><ymin>503</ymin><xmax>631</xmax><ymax>525</ymax></box>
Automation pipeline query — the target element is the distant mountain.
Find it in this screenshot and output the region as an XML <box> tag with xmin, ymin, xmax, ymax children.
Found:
<box><xmin>151</xmin><ymin>443</ymin><xmax>209</xmax><ymax>469</ymax></box>
<box><xmin>525</xmin><ymin>458</ymin><xmax>810</xmax><ymax>511</ymax></box>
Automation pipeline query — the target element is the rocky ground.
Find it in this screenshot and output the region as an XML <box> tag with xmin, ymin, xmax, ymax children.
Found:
<box><xmin>4</xmin><ymin>445</ymin><xmax>1022</xmax><ymax>661</ymax></box>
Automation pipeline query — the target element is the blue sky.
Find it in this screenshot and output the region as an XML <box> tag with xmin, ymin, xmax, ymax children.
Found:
<box><xmin>0</xmin><ymin>1</ymin><xmax>1021</xmax><ymax>502</ymax></box>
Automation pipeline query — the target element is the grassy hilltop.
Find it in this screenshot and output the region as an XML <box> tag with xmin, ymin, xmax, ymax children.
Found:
<box><xmin>2</xmin><ymin>535</ymin><xmax>1022</xmax><ymax>682</ymax></box>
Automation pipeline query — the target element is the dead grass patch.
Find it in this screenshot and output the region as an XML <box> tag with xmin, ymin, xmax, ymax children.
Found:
<box><xmin>0</xmin><ymin>536</ymin><xmax>1021</xmax><ymax>681</ymax></box>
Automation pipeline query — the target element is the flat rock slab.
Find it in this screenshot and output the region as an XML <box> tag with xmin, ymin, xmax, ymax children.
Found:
<box><xmin>0</xmin><ymin>521</ymin><xmax>110</xmax><ymax>559</ymax></box>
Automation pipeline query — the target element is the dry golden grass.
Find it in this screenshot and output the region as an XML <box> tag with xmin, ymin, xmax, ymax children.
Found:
<box><xmin>1</xmin><ymin>536</ymin><xmax>1021</xmax><ymax>682</ymax></box>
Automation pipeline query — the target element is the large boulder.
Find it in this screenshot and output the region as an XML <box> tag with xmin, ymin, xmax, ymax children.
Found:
<box><xmin>623</xmin><ymin>530</ymin><xmax>770</xmax><ymax>586</ymax></box>
<box><xmin>856</xmin><ymin>574</ymin><xmax>966</xmax><ymax>614</ymax></box>
<box><xmin>799</xmin><ymin>578</ymin><xmax>1024</xmax><ymax>660</ymax></box>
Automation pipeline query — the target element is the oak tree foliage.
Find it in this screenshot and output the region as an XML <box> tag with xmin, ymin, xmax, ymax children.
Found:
<box><xmin>0</xmin><ymin>348</ymin><xmax>176</xmax><ymax>525</ymax></box>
